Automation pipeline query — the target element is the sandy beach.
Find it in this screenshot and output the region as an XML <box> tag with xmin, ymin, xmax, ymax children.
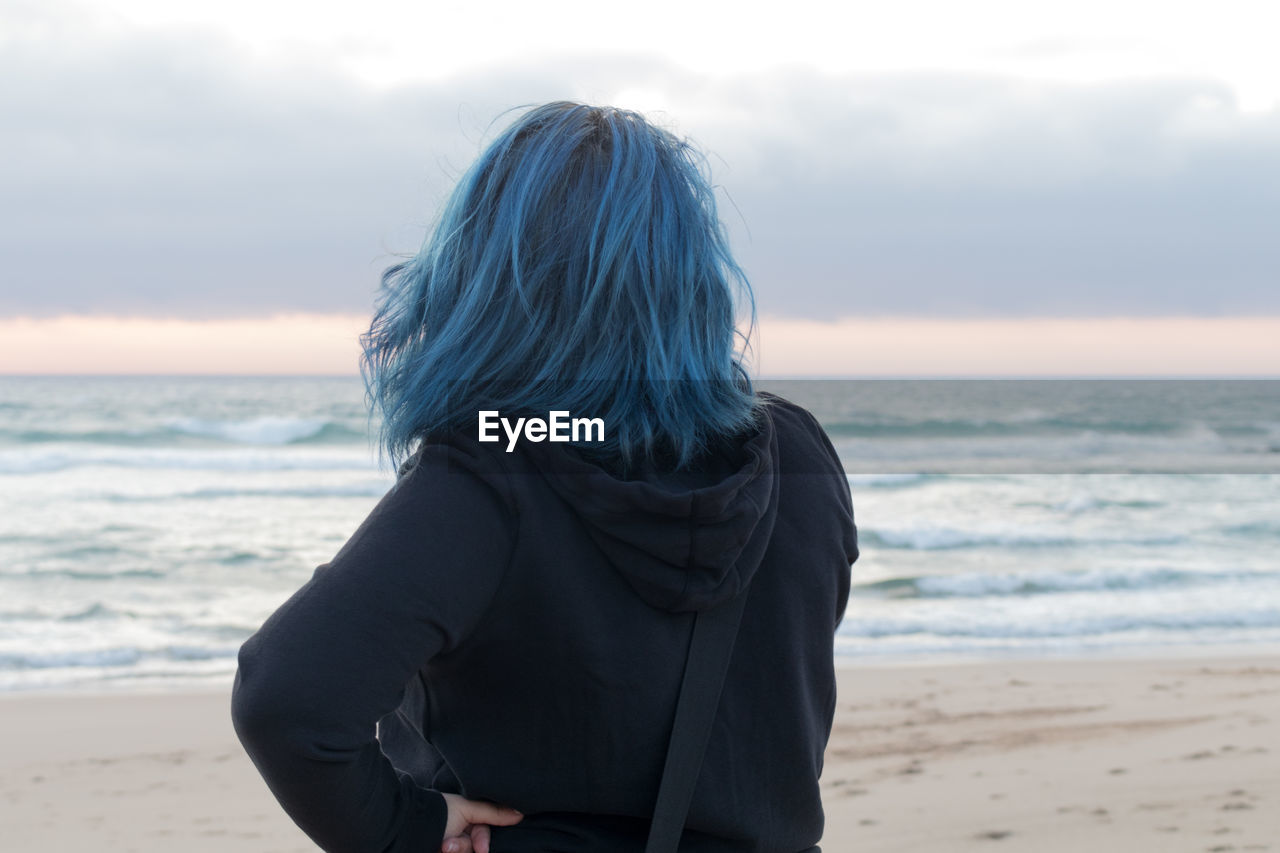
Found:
<box><xmin>1</xmin><ymin>651</ymin><xmax>1276</xmax><ymax>852</ymax></box>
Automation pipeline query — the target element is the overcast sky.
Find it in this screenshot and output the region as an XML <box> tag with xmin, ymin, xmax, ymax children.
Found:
<box><xmin>2</xmin><ymin>0</ymin><xmax>1278</xmax><ymax>324</ymax></box>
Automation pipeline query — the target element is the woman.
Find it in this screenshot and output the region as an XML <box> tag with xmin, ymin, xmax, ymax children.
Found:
<box><xmin>231</xmin><ymin>101</ymin><xmax>858</xmax><ymax>853</ymax></box>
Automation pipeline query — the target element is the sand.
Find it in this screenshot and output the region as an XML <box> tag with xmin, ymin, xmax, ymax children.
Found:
<box><xmin>1</xmin><ymin>651</ymin><xmax>1277</xmax><ymax>852</ymax></box>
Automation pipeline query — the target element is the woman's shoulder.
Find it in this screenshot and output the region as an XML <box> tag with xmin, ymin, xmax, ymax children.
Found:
<box><xmin>754</xmin><ymin>391</ymin><xmax>848</xmax><ymax>478</ymax></box>
<box><xmin>754</xmin><ymin>389</ymin><xmax>815</xmax><ymax>421</ymax></box>
<box><xmin>391</xmin><ymin>431</ymin><xmax>521</xmax><ymax>519</ymax></box>
<box><xmin>754</xmin><ymin>390</ymin><xmax>828</xmax><ymax>441</ymax></box>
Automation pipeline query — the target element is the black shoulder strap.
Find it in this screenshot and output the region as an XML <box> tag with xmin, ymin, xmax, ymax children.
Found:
<box><xmin>644</xmin><ymin>587</ymin><xmax>752</xmax><ymax>853</ymax></box>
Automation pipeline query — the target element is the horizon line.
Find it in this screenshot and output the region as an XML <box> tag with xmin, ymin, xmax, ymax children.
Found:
<box><xmin>3</xmin><ymin>373</ymin><xmax>1278</xmax><ymax>381</ymax></box>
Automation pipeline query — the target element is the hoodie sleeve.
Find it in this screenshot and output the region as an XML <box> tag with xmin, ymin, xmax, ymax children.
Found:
<box><xmin>796</xmin><ymin>404</ymin><xmax>859</xmax><ymax>629</ymax></box>
<box><xmin>230</xmin><ymin>443</ymin><xmax>515</xmax><ymax>852</ymax></box>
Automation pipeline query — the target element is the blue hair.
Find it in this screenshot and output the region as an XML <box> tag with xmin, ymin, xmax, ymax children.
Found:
<box><xmin>361</xmin><ymin>101</ymin><xmax>759</xmax><ymax>472</ymax></box>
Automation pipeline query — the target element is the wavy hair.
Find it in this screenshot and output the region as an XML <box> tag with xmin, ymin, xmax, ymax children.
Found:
<box><xmin>361</xmin><ymin>101</ymin><xmax>758</xmax><ymax>472</ymax></box>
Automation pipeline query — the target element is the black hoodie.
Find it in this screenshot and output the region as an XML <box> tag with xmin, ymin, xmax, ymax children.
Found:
<box><xmin>231</xmin><ymin>392</ymin><xmax>858</xmax><ymax>852</ymax></box>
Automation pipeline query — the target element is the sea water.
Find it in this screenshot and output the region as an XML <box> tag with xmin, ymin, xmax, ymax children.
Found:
<box><xmin>0</xmin><ymin>376</ymin><xmax>1277</xmax><ymax>691</ymax></box>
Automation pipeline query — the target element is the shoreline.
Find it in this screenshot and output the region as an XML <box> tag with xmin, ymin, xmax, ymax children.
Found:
<box><xmin>1</xmin><ymin>652</ymin><xmax>1277</xmax><ymax>851</ymax></box>
<box><xmin>6</xmin><ymin>638</ymin><xmax>1280</xmax><ymax>697</ymax></box>
<box><xmin>833</xmin><ymin>639</ymin><xmax>1280</xmax><ymax>670</ymax></box>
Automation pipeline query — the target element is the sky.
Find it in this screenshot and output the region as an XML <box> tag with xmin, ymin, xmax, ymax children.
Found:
<box><xmin>2</xmin><ymin>0</ymin><xmax>1278</xmax><ymax>375</ymax></box>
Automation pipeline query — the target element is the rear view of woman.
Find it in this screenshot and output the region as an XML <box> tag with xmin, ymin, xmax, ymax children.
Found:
<box><xmin>231</xmin><ymin>101</ymin><xmax>859</xmax><ymax>853</ymax></box>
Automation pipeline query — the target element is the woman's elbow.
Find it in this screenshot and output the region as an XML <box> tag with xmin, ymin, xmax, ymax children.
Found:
<box><xmin>229</xmin><ymin>639</ymin><xmax>302</xmax><ymax>756</ymax></box>
<box><xmin>230</xmin><ymin>643</ymin><xmax>359</xmax><ymax>765</ymax></box>
<box><xmin>230</xmin><ymin>655</ymin><xmax>278</xmax><ymax>748</ymax></box>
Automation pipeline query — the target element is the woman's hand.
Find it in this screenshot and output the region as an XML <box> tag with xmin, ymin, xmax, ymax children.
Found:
<box><xmin>438</xmin><ymin>792</ymin><xmax>524</xmax><ymax>853</ymax></box>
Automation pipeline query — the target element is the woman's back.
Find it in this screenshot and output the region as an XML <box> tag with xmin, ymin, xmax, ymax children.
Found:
<box><xmin>230</xmin><ymin>101</ymin><xmax>858</xmax><ymax>853</ymax></box>
<box><xmin>235</xmin><ymin>391</ymin><xmax>855</xmax><ymax>852</ymax></box>
<box><xmin>375</xmin><ymin>392</ymin><xmax>857</xmax><ymax>851</ymax></box>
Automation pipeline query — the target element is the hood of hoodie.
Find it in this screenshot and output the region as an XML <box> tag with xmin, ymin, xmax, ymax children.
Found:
<box><xmin>522</xmin><ymin>401</ymin><xmax>780</xmax><ymax>613</ymax></box>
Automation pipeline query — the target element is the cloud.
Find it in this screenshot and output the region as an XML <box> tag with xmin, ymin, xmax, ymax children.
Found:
<box><xmin>2</xmin><ymin>3</ymin><xmax>1278</xmax><ymax>319</ymax></box>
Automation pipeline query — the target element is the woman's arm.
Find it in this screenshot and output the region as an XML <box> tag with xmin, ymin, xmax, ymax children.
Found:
<box><xmin>230</xmin><ymin>444</ymin><xmax>517</xmax><ymax>852</ymax></box>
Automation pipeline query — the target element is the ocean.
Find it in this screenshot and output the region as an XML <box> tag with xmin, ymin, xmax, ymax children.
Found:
<box><xmin>0</xmin><ymin>376</ymin><xmax>1277</xmax><ymax>692</ymax></box>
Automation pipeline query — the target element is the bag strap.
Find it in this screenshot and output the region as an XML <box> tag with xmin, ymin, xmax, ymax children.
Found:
<box><xmin>644</xmin><ymin>586</ymin><xmax>752</xmax><ymax>853</ymax></box>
